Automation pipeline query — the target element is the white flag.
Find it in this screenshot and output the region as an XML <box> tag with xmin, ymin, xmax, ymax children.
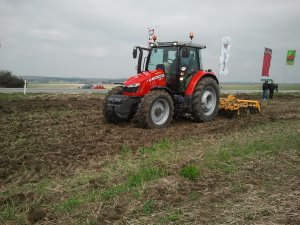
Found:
<box><xmin>219</xmin><ymin>36</ymin><xmax>231</xmax><ymax>75</ymax></box>
<box><xmin>148</xmin><ymin>28</ymin><xmax>155</xmax><ymax>46</ymax></box>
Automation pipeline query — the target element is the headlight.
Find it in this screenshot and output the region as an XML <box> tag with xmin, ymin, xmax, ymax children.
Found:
<box><xmin>127</xmin><ymin>83</ymin><xmax>140</xmax><ymax>88</ymax></box>
<box><xmin>181</xmin><ymin>66</ymin><xmax>187</xmax><ymax>72</ymax></box>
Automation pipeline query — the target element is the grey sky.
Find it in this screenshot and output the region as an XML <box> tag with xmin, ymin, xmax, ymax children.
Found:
<box><xmin>0</xmin><ymin>0</ymin><xmax>299</xmax><ymax>83</ymax></box>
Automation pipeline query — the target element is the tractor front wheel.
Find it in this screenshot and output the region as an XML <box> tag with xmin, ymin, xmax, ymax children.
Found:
<box><xmin>102</xmin><ymin>86</ymin><xmax>128</xmax><ymax>123</ymax></box>
<box><xmin>137</xmin><ymin>90</ymin><xmax>174</xmax><ymax>128</ymax></box>
<box><xmin>192</xmin><ymin>77</ymin><xmax>219</xmax><ymax>122</ymax></box>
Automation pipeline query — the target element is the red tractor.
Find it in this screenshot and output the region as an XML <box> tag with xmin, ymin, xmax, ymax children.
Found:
<box><xmin>103</xmin><ymin>40</ymin><xmax>219</xmax><ymax>128</ymax></box>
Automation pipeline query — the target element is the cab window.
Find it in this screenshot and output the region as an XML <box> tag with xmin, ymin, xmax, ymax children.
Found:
<box><xmin>148</xmin><ymin>47</ymin><xmax>177</xmax><ymax>75</ymax></box>
<box><xmin>180</xmin><ymin>47</ymin><xmax>199</xmax><ymax>73</ymax></box>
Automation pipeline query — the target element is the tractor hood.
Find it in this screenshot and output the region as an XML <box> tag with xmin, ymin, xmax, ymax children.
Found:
<box><xmin>123</xmin><ymin>69</ymin><xmax>164</xmax><ymax>86</ymax></box>
<box><xmin>123</xmin><ymin>69</ymin><xmax>166</xmax><ymax>96</ymax></box>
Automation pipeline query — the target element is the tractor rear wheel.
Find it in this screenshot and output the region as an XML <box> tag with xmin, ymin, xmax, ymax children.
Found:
<box><xmin>137</xmin><ymin>90</ymin><xmax>174</xmax><ymax>128</ymax></box>
<box><xmin>192</xmin><ymin>77</ymin><xmax>219</xmax><ymax>122</ymax></box>
<box><xmin>102</xmin><ymin>86</ymin><xmax>128</xmax><ymax>123</ymax></box>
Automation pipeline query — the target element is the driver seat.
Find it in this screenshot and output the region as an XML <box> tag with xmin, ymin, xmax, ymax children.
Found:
<box><xmin>156</xmin><ymin>64</ymin><xmax>165</xmax><ymax>73</ymax></box>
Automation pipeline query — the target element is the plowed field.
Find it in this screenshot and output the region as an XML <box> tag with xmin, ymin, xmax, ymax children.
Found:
<box><xmin>0</xmin><ymin>93</ymin><xmax>299</xmax><ymax>224</ymax></box>
<box><xmin>0</xmin><ymin>93</ymin><xmax>298</xmax><ymax>184</ymax></box>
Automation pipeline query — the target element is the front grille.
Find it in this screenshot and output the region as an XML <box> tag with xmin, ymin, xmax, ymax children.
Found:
<box><xmin>123</xmin><ymin>86</ymin><xmax>139</xmax><ymax>93</ymax></box>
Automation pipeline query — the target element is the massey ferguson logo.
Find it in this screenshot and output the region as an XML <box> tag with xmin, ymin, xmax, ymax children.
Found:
<box><xmin>147</xmin><ymin>74</ymin><xmax>165</xmax><ymax>82</ymax></box>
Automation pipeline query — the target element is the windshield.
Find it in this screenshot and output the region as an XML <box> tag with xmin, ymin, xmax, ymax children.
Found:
<box><xmin>147</xmin><ymin>47</ymin><xmax>177</xmax><ymax>75</ymax></box>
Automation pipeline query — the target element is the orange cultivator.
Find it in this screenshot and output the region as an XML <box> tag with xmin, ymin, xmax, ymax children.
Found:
<box><xmin>219</xmin><ymin>95</ymin><xmax>261</xmax><ymax>116</ymax></box>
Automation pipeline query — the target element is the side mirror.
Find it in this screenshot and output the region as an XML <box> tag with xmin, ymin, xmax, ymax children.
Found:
<box><xmin>181</xmin><ymin>47</ymin><xmax>190</xmax><ymax>58</ymax></box>
<box><xmin>133</xmin><ymin>47</ymin><xmax>137</xmax><ymax>59</ymax></box>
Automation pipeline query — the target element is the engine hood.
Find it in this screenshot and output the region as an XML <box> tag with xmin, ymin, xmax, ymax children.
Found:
<box><xmin>123</xmin><ymin>69</ymin><xmax>164</xmax><ymax>86</ymax></box>
<box><xmin>122</xmin><ymin>69</ymin><xmax>167</xmax><ymax>96</ymax></box>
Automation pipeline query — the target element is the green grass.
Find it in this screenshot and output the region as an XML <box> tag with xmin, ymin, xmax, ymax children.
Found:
<box><xmin>55</xmin><ymin>197</ymin><xmax>84</xmax><ymax>212</ymax></box>
<box><xmin>157</xmin><ymin>209</ymin><xmax>182</xmax><ymax>224</ymax></box>
<box><xmin>100</xmin><ymin>184</ymin><xmax>127</xmax><ymax>200</ymax></box>
<box><xmin>273</xmin><ymin>84</ymin><xmax>300</xmax><ymax>90</ymax></box>
<box><xmin>220</xmin><ymin>83</ymin><xmax>300</xmax><ymax>90</ymax></box>
<box><xmin>53</xmin><ymin>165</ymin><xmax>167</xmax><ymax>212</ymax></box>
<box><xmin>143</xmin><ymin>199</ymin><xmax>156</xmax><ymax>214</ymax></box>
<box><xmin>180</xmin><ymin>165</ymin><xmax>201</xmax><ymax>180</ymax></box>
<box><xmin>203</xmin><ymin>122</ymin><xmax>299</xmax><ymax>174</ymax></box>
<box><xmin>100</xmin><ymin>166</ymin><xmax>167</xmax><ymax>200</ymax></box>
<box><xmin>220</xmin><ymin>84</ymin><xmax>261</xmax><ymax>90</ymax></box>
<box><xmin>0</xmin><ymin>178</ymin><xmax>52</xmax><ymax>200</ymax></box>
<box><xmin>27</xmin><ymin>83</ymin><xmax>83</xmax><ymax>89</ymax></box>
<box><xmin>139</xmin><ymin>139</ymin><xmax>173</xmax><ymax>154</ymax></box>
<box><xmin>0</xmin><ymin>93</ymin><xmax>38</xmax><ymax>100</ymax></box>
<box><xmin>0</xmin><ymin>205</ymin><xmax>21</xmax><ymax>223</ymax></box>
<box><xmin>166</xmin><ymin>212</ymin><xmax>181</xmax><ymax>222</ymax></box>
<box><xmin>127</xmin><ymin>167</ymin><xmax>167</xmax><ymax>187</ymax></box>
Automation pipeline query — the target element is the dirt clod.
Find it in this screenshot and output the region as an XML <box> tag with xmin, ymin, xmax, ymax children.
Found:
<box><xmin>27</xmin><ymin>207</ymin><xmax>46</xmax><ymax>224</ymax></box>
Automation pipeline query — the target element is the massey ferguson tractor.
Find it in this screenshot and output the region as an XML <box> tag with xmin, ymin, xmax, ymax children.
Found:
<box><xmin>103</xmin><ymin>37</ymin><xmax>220</xmax><ymax>128</ymax></box>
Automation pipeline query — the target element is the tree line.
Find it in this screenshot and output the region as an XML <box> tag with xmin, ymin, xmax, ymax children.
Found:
<box><xmin>0</xmin><ymin>70</ymin><xmax>25</xmax><ymax>88</ymax></box>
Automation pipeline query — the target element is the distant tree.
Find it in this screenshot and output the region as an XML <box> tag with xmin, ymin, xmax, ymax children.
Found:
<box><xmin>0</xmin><ymin>70</ymin><xmax>25</xmax><ymax>88</ymax></box>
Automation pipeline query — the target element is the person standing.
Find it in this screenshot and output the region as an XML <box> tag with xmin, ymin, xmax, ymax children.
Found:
<box><xmin>262</xmin><ymin>81</ymin><xmax>269</xmax><ymax>100</ymax></box>
<box><xmin>275</xmin><ymin>83</ymin><xmax>278</xmax><ymax>92</ymax></box>
<box><xmin>269</xmin><ymin>82</ymin><xmax>275</xmax><ymax>99</ymax></box>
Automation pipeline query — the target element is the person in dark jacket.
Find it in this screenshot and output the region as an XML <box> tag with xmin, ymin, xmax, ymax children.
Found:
<box><xmin>269</xmin><ymin>82</ymin><xmax>275</xmax><ymax>99</ymax></box>
<box><xmin>275</xmin><ymin>83</ymin><xmax>278</xmax><ymax>92</ymax></box>
<box><xmin>262</xmin><ymin>81</ymin><xmax>269</xmax><ymax>100</ymax></box>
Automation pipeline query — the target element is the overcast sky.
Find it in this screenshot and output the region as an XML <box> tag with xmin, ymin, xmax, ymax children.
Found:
<box><xmin>0</xmin><ymin>0</ymin><xmax>299</xmax><ymax>83</ymax></box>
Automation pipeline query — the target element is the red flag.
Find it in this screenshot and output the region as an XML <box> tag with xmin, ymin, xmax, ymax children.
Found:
<box><xmin>262</xmin><ymin>48</ymin><xmax>272</xmax><ymax>76</ymax></box>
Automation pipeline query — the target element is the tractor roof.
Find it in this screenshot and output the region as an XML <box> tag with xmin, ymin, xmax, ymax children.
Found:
<box><xmin>154</xmin><ymin>41</ymin><xmax>206</xmax><ymax>49</ymax></box>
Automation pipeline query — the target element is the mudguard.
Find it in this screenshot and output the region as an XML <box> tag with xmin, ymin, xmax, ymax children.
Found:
<box><xmin>185</xmin><ymin>71</ymin><xmax>218</xmax><ymax>96</ymax></box>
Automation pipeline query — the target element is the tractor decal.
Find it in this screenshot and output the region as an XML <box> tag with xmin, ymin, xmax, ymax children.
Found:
<box><xmin>147</xmin><ymin>74</ymin><xmax>165</xmax><ymax>82</ymax></box>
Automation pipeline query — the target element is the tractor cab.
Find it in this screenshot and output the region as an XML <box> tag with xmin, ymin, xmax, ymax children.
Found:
<box><xmin>133</xmin><ymin>41</ymin><xmax>206</xmax><ymax>93</ymax></box>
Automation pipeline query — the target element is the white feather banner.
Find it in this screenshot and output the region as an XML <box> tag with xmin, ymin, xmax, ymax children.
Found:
<box><xmin>219</xmin><ymin>37</ymin><xmax>231</xmax><ymax>76</ymax></box>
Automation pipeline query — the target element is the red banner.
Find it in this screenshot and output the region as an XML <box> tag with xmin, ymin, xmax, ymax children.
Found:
<box><xmin>262</xmin><ymin>48</ymin><xmax>272</xmax><ymax>76</ymax></box>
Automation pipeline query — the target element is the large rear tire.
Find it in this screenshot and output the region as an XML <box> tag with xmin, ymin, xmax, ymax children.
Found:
<box><xmin>102</xmin><ymin>86</ymin><xmax>128</xmax><ymax>123</ymax></box>
<box><xmin>137</xmin><ymin>90</ymin><xmax>174</xmax><ymax>128</ymax></box>
<box><xmin>192</xmin><ymin>77</ymin><xmax>219</xmax><ymax>122</ymax></box>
